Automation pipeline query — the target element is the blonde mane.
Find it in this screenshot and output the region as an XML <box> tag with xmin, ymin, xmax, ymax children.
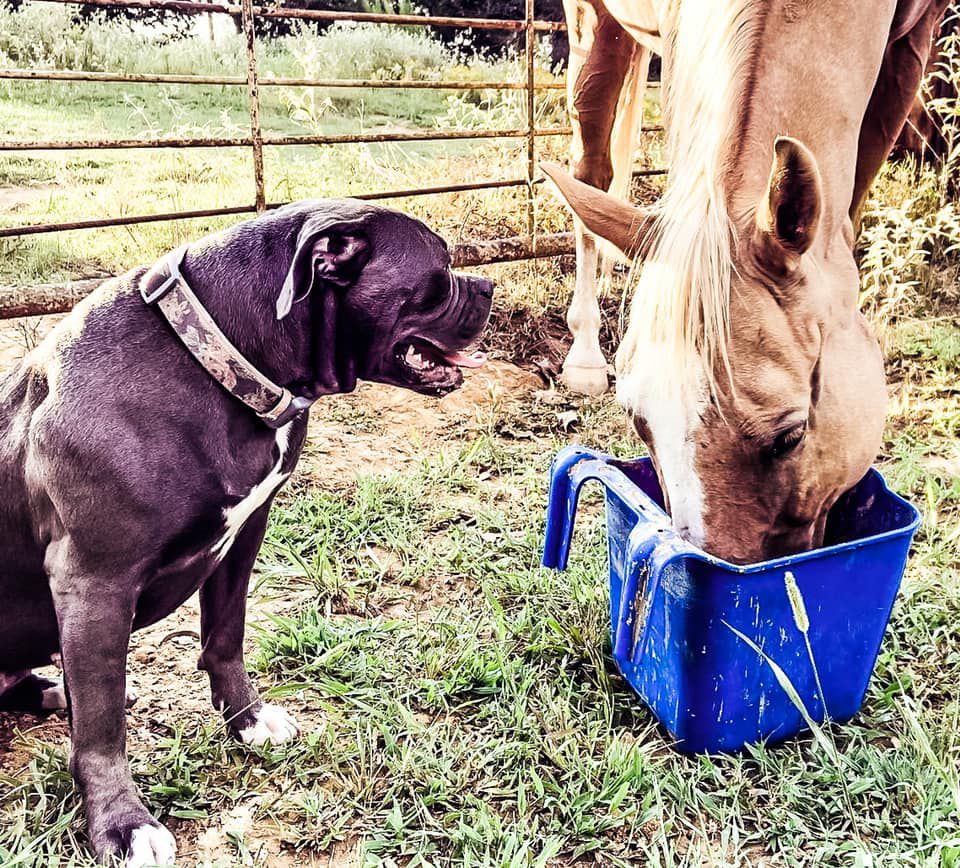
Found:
<box><xmin>618</xmin><ymin>0</ymin><xmax>763</xmax><ymax>404</ymax></box>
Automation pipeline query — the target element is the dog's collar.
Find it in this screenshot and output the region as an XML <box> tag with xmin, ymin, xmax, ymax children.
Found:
<box><xmin>138</xmin><ymin>246</ymin><xmax>315</xmax><ymax>429</ymax></box>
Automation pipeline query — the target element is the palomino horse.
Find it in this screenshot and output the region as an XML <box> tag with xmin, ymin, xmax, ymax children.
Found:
<box><xmin>545</xmin><ymin>0</ymin><xmax>949</xmax><ymax>563</ymax></box>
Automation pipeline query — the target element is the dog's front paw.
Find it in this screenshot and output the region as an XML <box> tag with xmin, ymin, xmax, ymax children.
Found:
<box><xmin>238</xmin><ymin>703</ymin><xmax>300</xmax><ymax>747</ymax></box>
<box><xmin>124</xmin><ymin>823</ymin><xmax>177</xmax><ymax>867</ymax></box>
<box><xmin>91</xmin><ymin>814</ymin><xmax>177</xmax><ymax>867</ymax></box>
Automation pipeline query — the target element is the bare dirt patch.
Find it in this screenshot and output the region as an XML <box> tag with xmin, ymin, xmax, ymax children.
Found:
<box><xmin>301</xmin><ymin>359</ymin><xmax>543</xmax><ymax>486</ymax></box>
<box><xmin>0</xmin><ymin>313</ymin><xmax>61</xmax><ymax>370</ymax></box>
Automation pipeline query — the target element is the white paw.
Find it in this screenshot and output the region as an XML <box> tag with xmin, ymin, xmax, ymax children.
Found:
<box><xmin>238</xmin><ymin>703</ymin><xmax>300</xmax><ymax>747</ymax></box>
<box><xmin>125</xmin><ymin>823</ymin><xmax>177</xmax><ymax>867</ymax></box>
<box><xmin>40</xmin><ymin>679</ymin><xmax>67</xmax><ymax>711</ymax></box>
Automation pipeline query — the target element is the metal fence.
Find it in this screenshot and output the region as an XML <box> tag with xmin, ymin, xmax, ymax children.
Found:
<box><xmin>0</xmin><ymin>0</ymin><xmax>663</xmax><ymax>318</ymax></box>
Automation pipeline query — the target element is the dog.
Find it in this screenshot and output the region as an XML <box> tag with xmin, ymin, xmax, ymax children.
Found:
<box><xmin>0</xmin><ymin>199</ymin><xmax>493</xmax><ymax>866</ymax></box>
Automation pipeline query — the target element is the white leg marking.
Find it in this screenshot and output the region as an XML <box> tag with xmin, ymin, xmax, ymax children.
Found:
<box><xmin>563</xmin><ymin>226</ymin><xmax>609</xmax><ymax>395</ymax></box>
<box><xmin>211</xmin><ymin>422</ymin><xmax>292</xmax><ymax>562</ymax></box>
<box><xmin>125</xmin><ymin>823</ymin><xmax>177</xmax><ymax>868</ymax></box>
<box><xmin>239</xmin><ymin>704</ymin><xmax>300</xmax><ymax>747</ymax></box>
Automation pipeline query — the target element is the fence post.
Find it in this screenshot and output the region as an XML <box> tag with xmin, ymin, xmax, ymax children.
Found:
<box><xmin>525</xmin><ymin>0</ymin><xmax>537</xmax><ymax>249</ymax></box>
<box><xmin>241</xmin><ymin>0</ymin><xmax>266</xmax><ymax>213</ymax></box>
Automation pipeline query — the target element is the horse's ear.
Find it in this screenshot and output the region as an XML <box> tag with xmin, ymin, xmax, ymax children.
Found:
<box><xmin>540</xmin><ymin>162</ymin><xmax>655</xmax><ymax>259</ymax></box>
<box><xmin>755</xmin><ymin>137</ymin><xmax>822</xmax><ymax>265</ymax></box>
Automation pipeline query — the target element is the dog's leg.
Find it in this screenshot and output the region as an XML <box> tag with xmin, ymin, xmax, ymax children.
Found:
<box><xmin>0</xmin><ymin>672</ymin><xmax>135</xmax><ymax>713</ymax></box>
<box><xmin>50</xmin><ymin>550</ymin><xmax>176</xmax><ymax>867</ymax></box>
<box><xmin>198</xmin><ymin>511</ymin><xmax>299</xmax><ymax>746</ymax></box>
<box><xmin>0</xmin><ymin>672</ymin><xmax>67</xmax><ymax>712</ymax></box>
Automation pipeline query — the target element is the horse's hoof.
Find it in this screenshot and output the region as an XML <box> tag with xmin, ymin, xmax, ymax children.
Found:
<box><xmin>561</xmin><ymin>363</ymin><xmax>610</xmax><ymax>395</ymax></box>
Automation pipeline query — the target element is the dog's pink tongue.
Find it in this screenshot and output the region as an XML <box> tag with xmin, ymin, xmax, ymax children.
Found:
<box><xmin>442</xmin><ymin>349</ymin><xmax>487</xmax><ymax>369</ymax></box>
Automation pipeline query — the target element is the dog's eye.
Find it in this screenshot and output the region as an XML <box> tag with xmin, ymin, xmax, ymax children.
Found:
<box><xmin>765</xmin><ymin>422</ymin><xmax>807</xmax><ymax>460</ymax></box>
<box><xmin>420</xmin><ymin>271</ymin><xmax>450</xmax><ymax>309</ymax></box>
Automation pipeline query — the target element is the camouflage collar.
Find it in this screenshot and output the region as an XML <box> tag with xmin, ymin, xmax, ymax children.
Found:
<box><xmin>138</xmin><ymin>246</ymin><xmax>314</xmax><ymax>429</ymax></box>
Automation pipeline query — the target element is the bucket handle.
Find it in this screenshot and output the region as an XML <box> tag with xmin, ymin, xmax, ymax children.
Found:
<box><xmin>540</xmin><ymin>446</ymin><xmax>666</xmax><ymax>663</ymax></box>
<box><xmin>613</xmin><ymin>524</ymin><xmax>663</xmax><ymax>662</ymax></box>
<box><xmin>542</xmin><ymin>446</ymin><xmax>605</xmax><ymax>570</ymax></box>
<box><xmin>542</xmin><ymin>445</ymin><xmax>666</xmax><ymax>570</ymax></box>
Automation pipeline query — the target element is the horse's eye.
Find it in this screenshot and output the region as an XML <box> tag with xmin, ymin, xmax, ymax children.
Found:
<box><xmin>766</xmin><ymin>422</ymin><xmax>807</xmax><ymax>459</ymax></box>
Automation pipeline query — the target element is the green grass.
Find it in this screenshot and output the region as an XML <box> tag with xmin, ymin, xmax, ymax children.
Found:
<box><xmin>0</xmin><ymin>4</ymin><xmax>574</xmax><ymax>286</ymax></box>
<box><xmin>2</xmin><ymin>311</ymin><xmax>957</xmax><ymax>865</ymax></box>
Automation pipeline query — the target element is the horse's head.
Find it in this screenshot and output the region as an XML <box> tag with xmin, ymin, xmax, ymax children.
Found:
<box><xmin>543</xmin><ymin>139</ymin><xmax>887</xmax><ymax>564</ymax></box>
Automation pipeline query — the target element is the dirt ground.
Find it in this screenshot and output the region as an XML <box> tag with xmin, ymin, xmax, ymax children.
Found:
<box><xmin>0</xmin><ymin>313</ymin><xmax>549</xmax><ymax>866</ymax></box>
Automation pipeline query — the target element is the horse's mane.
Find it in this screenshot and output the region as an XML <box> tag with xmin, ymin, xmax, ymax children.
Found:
<box><xmin>619</xmin><ymin>0</ymin><xmax>764</xmax><ymax>406</ymax></box>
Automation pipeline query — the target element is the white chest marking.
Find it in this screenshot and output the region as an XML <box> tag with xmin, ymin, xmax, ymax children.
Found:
<box><xmin>617</xmin><ymin>358</ymin><xmax>708</xmax><ymax>548</ymax></box>
<box><xmin>211</xmin><ymin>423</ymin><xmax>292</xmax><ymax>563</ymax></box>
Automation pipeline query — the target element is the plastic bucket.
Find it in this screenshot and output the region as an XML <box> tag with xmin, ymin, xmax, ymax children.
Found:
<box><xmin>542</xmin><ymin>446</ymin><xmax>920</xmax><ymax>753</ymax></box>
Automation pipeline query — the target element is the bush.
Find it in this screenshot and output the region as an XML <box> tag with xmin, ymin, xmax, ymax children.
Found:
<box><xmin>0</xmin><ymin>4</ymin><xmax>246</xmax><ymax>75</ymax></box>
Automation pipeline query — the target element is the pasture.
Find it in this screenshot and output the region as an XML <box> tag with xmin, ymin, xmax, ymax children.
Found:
<box><xmin>0</xmin><ymin>4</ymin><xmax>958</xmax><ymax>866</ymax></box>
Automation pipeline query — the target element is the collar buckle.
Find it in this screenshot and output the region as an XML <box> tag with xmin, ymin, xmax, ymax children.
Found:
<box><xmin>259</xmin><ymin>392</ymin><xmax>315</xmax><ymax>429</ymax></box>
<box><xmin>140</xmin><ymin>246</ymin><xmax>188</xmax><ymax>305</ymax></box>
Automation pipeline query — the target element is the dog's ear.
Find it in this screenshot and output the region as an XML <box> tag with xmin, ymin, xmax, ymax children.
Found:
<box><xmin>276</xmin><ymin>217</ymin><xmax>371</xmax><ymax>320</ymax></box>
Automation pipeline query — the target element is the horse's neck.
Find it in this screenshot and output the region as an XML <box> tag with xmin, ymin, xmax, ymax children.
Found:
<box><xmin>714</xmin><ymin>1</ymin><xmax>899</xmax><ymax>241</ymax></box>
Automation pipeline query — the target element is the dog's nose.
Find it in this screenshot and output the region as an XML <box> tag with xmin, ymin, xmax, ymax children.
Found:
<box><xmin>473</xmin><ymin>277</ymin><xmax>494</xmax><ymax>299</ymax></box>
<box><xmin>455</xmin><ymin>272</ymin><xmax>494</xmax><ymax>299</ymax></box>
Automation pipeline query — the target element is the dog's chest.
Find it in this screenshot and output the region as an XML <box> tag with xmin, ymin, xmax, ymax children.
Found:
<box><xmin>206</xmin><ymin>421</ymin><xmax>297</xmax><ymax>563</ymax></box>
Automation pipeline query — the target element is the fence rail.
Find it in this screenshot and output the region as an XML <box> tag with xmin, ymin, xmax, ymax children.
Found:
<box><xmin>0</xmin><ymin>232</ymin><xmax>577</xmax><ymax>319</ymax></box>
<box><xmin>0</xmin><ymin>0</ymin><xmax>665</xmax><ymax>318</ymax></box>
<box><xmin>32</xmin><ymin>0</ymin><xmax>568</xmax><ymax>30</ymax></box>
<box><xmin>0</xmin><ymin>69</ymin><xmax>568</xmax><ymax>89</ymax></box>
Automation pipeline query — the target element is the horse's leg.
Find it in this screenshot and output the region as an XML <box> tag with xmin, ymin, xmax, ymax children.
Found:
<box><xmin>598</xmin><ymin>45</ymin><xmax>651</xmax><ymax>298</ymax></box>
<box><xmin>851</xmin><ymin>0</ymin><xmax>951</xmax><ymax>222</ymax></box>
<box><xmin>562</xmin><ymin>0</ymin><xmax>637</xmax><ymax>395</ymax></box>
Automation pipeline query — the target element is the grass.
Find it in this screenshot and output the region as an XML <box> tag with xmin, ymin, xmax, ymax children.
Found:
<box><xmin>0</xmin><ymin>4</ymin><xmax>959</xmax><ymax>867</ymax></box>
<box><xmin>1</xmin><ymin>306</ymin><xmax>957</xmax><ymax>865</ymax></box>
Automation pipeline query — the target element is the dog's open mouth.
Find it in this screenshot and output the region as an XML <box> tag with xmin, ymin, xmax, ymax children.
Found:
<box><xmin>395</xmin><ymin>337</ymin><xmax>486</xmax><ymax>394</ymax></box>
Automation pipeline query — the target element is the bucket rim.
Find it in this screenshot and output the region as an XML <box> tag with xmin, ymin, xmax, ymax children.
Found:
<box><xmin>605</xmin><ymin>456</ymin><xmax>922</xmax><ymax>576</ymax></box>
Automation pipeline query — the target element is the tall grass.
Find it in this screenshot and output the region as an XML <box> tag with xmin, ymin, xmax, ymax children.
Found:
<box><xmin>858</xmin><ymin>11</ymin><xmax>960</xmax><ymax>325</ymax></box>
<box><xmin>0</xmin><ymin>5</ymin><xmax>545</xmax><ymax>123</ymax></box>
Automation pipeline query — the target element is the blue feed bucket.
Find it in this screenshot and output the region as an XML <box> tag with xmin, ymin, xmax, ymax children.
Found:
<box><xmin>542</xmin><ymin>446</ymin><xmax>920</xmax><ymax>754</ymax></box>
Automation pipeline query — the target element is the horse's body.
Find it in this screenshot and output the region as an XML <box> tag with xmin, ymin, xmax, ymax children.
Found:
<box><xmin>549</xmin><ymin>0</ymin><xmax>950</xmax><ymax>562</ymax></box>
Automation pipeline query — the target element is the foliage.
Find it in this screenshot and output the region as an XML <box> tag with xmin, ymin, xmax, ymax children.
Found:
<box><xmin>858</xmin><ymin>10</ymin><xmax>960</xmax><ymax>325</ymax></box>
<box><xmin>0</xmin><ymin>3</ymin><xmax>245</xmax><ymax>74</ymax></box>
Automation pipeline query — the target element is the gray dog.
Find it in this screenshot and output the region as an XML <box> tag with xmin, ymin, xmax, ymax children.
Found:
<box><xmin>0</xmin><ymin>199</ymin><xmax>493</xmax><ymax>866</ymax></box>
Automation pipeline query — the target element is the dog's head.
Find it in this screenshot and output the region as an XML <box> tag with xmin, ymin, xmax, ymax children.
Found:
<box><xmin>275</xmin><ymin>200</ymin><xmax>493</xmax><ymax>396</ymax></box>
